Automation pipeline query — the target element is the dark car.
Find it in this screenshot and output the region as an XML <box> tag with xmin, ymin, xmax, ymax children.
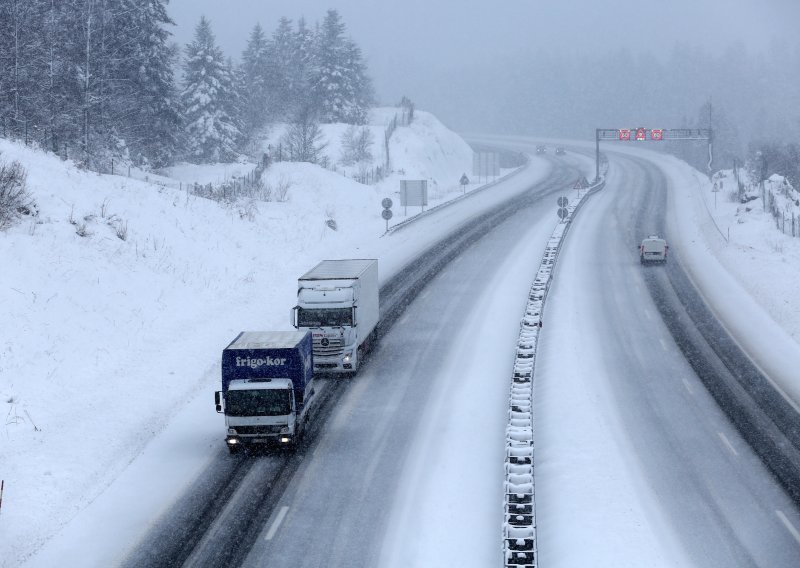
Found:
<box><xmin>535</xmin><ymin>145</ymin><xmax>546</xmax><ymax>154</ymax></box>
<box><xmin>555</xmin><ymin>147</ymin><xmax>566</xmax><ymax>155</ymax></box>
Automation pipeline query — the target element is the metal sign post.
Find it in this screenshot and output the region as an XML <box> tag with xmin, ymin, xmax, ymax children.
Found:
<box><xmin>595</xmin><ymin>127</ymin><xmax>713</xmax><ymax>181</ymax></box>
<box><xmin>460</xmin><ymin>173</ymin><xmax>470</xmax><ymax>194</ymax></box>
<box><xmin>381</xmin><ymin>198</ymin><xmax>393</xmax><ymax>232</ymax></box>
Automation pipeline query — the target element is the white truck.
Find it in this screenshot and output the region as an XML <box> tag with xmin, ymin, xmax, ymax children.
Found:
<box><xmin>291</xmin><ymin>259</ymin><xmax>379</xmax><ymax>374</ymax></box>
<box><xmin>292</xmin><ymin>259</ymin><xmax>379</xmax><ymax>374</ymax></box>
<box><xmin>640</xmin><ymin>235</ymin><xmax>668</xmax><ymax>264</ymax></box>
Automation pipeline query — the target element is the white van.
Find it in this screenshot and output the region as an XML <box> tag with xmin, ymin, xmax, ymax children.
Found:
<box><xmin>640</xmin><ymin>235</ymin><xmax>668</xmax><ymax>264</ymax></box>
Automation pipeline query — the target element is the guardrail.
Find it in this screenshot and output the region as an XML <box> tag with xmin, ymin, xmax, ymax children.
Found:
<box><xmin>502</xmin><ymin>176</ymin><xmax>606</xmax><ymax>568</ymax></box>
<box><xmin>384</xmin><ymin>154</ymin><xmax>531</xmax><ymax>236</ymax></box>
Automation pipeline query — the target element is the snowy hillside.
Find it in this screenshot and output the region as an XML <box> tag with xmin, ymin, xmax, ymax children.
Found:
<box><xmin>0</xmin><ymin>109</ymin><xmax>480</xmax><ymax>566</ymax></box>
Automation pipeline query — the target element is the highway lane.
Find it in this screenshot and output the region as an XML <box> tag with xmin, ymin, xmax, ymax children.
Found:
<box><xmin>535</xmin><ymin>150</ymin><xmax>800</xmax><ymax>566</ymax></box>
<box><xmin>240</xmin><ymin>159</ymin><xmax>580</xmax><ymax>567</ymax></box>
<box><xmin>121</xmin><ymin>154</ymin><xmax>586</xmax><ymax>567</ymax></box>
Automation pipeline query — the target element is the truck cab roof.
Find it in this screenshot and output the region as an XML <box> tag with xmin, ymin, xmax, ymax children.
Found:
<box><xmin>226</xmin><ymin>331</ymin><xmax>309</xmax><ymax>350</ymax></box>
<box><xmin>228</xmin><ymin>378</ymin><xmax>292</xmax><ymax>390</ymax></box>
<box><xmin>299</xmin><ymin>259</ymin><xmax>378</xmax><ymax>280</ymax></box>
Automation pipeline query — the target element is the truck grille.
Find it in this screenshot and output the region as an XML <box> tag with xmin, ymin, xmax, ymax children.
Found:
<box><xmin>313</xmin><ymin>335</ymin><xmax>344</xmax><ymax>356</ymax></box>
<box><xmin>235</xmin><ymin>425</ymin><xmax>284</xmax><ymax>435</ymax></box>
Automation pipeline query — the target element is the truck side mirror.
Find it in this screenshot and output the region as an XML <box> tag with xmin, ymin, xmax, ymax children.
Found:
<box><xmin>214</xmin><ymin>391</ymin><xmax>223</xmax><ymax>413</ymax></box>
<box><xmin>290</xmin><ymin>306</ymin><xmax>298</xmax><ymax>328</ymax></box>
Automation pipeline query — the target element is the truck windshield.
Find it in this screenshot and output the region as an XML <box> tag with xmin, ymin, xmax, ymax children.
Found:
<box><xmin>226</xmin><ymin>389</ymin><xmax>292</xmax><ymax>417</ymax></box>
<box><xmin>297</xmin><ymin>307</ymin><xmax>353</xmax><ymax>327</ymax></box>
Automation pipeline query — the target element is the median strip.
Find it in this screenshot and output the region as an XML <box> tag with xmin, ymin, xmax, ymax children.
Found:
<box><xmin>502</xmin><ymin>176</ymin><xmax>605</xmax><ymax>568</ymax></box>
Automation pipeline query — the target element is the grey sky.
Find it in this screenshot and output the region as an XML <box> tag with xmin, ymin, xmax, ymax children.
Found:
<box><xmin>167</xmin><ymin>0</ymin><xmax>800</xmax><ymax>131</ymax></box>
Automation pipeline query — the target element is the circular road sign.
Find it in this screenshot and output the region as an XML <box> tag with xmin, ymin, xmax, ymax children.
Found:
<box><xmin>557</xmin><ymin>207</ymin><xmax>568</xmax><ymax>219</ymax></box>
<box><xmin>382</xmin><ymin>209</ymin><xmax>393</xmax><ymax>221</ymax></box>
<box><xmin>557</xmin><ymin>196</ymin><xmax>569</xmax><ymax>207</ymax></box>
<box><xmin>381</xmin><ymin>198</ymin><xmax>393</xmax><ymax>209</ymax></box>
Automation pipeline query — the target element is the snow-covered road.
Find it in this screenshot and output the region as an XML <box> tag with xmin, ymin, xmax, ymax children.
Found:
<box><xmin>535</xmin><ymin>150</ymin><xmax>800</xmax><ymax>566</ymax></box>
<box><xmin>12</xmin><ymin>134</ymin><xmax>800</xmax><ymax>568</ymax></box>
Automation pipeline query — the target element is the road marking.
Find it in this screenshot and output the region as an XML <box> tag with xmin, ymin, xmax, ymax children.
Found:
<box><xmin>397</xmin><ymin>312</ymin><xmax>410</xmax><ymax>325</ymax></box>
<box><xmin>265</xmin><ymin>506</ymin><xmax>289</xmax><ymax>541</ymax></box>
<box><xmin>777</xmin><ymin>510</ymin><xmax>800</xmax><ymax>545</ymax></box>
<box><xmin>659</xmin><ymin>338</ymin><xmax>668</xmax><ymax>351</ymax></box>
<box><xmin>717</xmin><ymin>432</ymin><xmax>738</xmax><ymax>456</ymax></box>
<box><xmin>682</xmin><ymin>378</ymin><xmax>694</xmax><ymax>395</ymax></box>
<box><xmin>643</xmin><ymin>309</ymin><xmax>652</xmax><ymax>321</ymax></box>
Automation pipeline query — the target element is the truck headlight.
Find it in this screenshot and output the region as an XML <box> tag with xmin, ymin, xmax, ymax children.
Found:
<box><xmin>343</xmin><ymin>351</ymin><xmax>353</xmax><ymax>363</ymax></box>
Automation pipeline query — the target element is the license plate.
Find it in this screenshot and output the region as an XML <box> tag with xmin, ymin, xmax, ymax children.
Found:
<box><xmin>252</xmin><ymin>438</ymin><xmax>270</xmax><ymax>444</ymax></box>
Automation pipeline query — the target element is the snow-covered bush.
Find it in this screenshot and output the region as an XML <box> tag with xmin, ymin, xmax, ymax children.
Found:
<box><xmin>0</xmin><ymin>156</ymin><xmax>35</xmax><ymax>230</ymax></box>
<box><xmin>339</xmin><ymin>125</ymin><xmax>373</xmax><ymax>165</ymax></box>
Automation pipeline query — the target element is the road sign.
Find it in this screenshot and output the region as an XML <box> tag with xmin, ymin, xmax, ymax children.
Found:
<box><xmin>381</xmin><ymin>198</ymin><xmax>393</xmax><ymax>209</ymax></box>
<box><xmin>460</xmin><ymin>173</ymin><xmax>470</xmax><ymax>185</ymax></box>
<box><xmin>399</xmin><ymin>180</ymin><xmax>428</xmax><ymax>207</ymax></box>
<box><xmin>473</xmin><ymin>152</ymin><xmax>499</xmax><ymax>177</ymax></box>
<box><xmin>619</xmin><ymin>129</ymin><xmax>631</xmax><ymax>140</ymax></box>
<box><xmin>650</xmin><ymin>129</ymin><xmax>664</xmax><ymax>141</ymax></box>
<box><xmin>557</xmin><ymin>196</ymin><xmax>569</xmax><ymax>207</ymax></box>
<box><xmin>557</xmin><ymin>207</ymin><xmax>568</xmax><ymax>219</ymax></box>
<box><xmin>635</xmin><ymin>127</ymin><xmax>647</xmax><ymax>141</ymax></box>
<box><xmin>382</xmin><ymin>209</ymin><xmax>393</xmax><ymax>220</ymax></box>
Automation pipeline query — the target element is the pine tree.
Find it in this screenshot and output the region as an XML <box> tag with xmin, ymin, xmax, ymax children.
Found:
<box><xmin>0</xmin><ymin>0</ymin><xmax>43</xmax><ymax>121</ymax></box>
<box><xmin>181</xmin><ymin>16</ymin><xmax>240</xmax><ymax>163</ymax></box>
<box><xmin>310</xmin><ymin>9</ymin><xmax>373</xmax><ymax>124</ymax></box>
<box><xmin>114</xmin><ymin>0</ymin><xmax>181</xmax><ymax>167</ymax></box>
<box><xmin>266</xmin><ymin>16</ymin><xmax>295</xmax><ymax>119</ymax></box>
<box><xmin>238</xmin><ymin>23</ymin><xmax>271</xmax><ymax>143</ymax></box>
<box><xmin>40</xmin><ymin>0</ymin><xmax>78</xmax><ymax>153</ymax></box>
<box><xmin>290</xmin><ymin>17</ymin><xmax>316</xmax><ymax>115</ymax></box>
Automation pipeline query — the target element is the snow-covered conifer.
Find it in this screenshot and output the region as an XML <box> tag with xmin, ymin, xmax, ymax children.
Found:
<box><xmin>181</xmin><ymin>16</ymin><xmax>240</xmax><ymax>163</ymax></box>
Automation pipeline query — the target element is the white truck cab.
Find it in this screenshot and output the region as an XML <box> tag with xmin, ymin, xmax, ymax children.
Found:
<box><xmin>640</xmin><ymin>235</ymin><xmax>668</xmax><ymax>264</ymax></box>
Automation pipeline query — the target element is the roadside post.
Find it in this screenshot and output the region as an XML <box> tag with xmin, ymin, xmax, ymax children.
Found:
<box><xmin>381</xmin><ymin>198</ymin><xmax>393</xmax><ymax>233</ymax></box>
<box><xmin>557</xmin><ymin>196</ymin><xmax>569</xmax><ymax>223</ymax></box>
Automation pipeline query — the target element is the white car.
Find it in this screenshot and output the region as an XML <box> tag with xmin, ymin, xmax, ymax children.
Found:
<box><xmin>640</xmin><ymin>235</ymin><xmax>668</xmax><ymax>264</ymax></box>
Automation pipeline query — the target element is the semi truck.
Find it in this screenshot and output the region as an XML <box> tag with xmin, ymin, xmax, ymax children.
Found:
<box><xmin>291</xmin><ymin>259</ymin><xmax>379</xmax><ymax>374</ymax></box>
<box><xmin>215</xmin><ymin>330</ymin><xmax>315</xmax><ymax>453</ymax></box>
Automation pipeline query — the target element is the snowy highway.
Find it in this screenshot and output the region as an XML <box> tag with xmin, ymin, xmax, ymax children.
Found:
<box><xmin>121</xmin><ymin>143</ymin><xmax>800</xmax><ymax>567</ymax></box>
<box><xmin>535</xmin><ymin>148</ymin><xmax>800</xmax><ymax>566</ymax></box>
<box><xmin>117</xmin><ymin>152</ymin><xmax>585</xmax><ymax>567</ymax></box>
<box><xmin>241</xmin><ymin>158</ymin><xmax>578</xmax><ymax>568</ymax></box>
<box><xmin>14</xmin><ymin>138</ymin><xmax>800</xmax><ymax>568</ymax></box>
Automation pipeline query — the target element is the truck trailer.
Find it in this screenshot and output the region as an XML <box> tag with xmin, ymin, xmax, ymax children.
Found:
<box><xmin>292</xmin><ymin>259</ymin><xmax>379</xmax><ymax>374</ymax></box>
<box><xmin>215</xmin><ymin>330</ymin><xmax>315</xmax><ymax>453</ymax></box>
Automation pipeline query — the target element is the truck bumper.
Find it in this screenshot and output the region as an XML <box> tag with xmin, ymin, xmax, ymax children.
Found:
<box><xmin>227</xmin><ymin>434</ymin><xmax>293</xmax><ymax>445</ymax></box>
<box><xmin>313</xmin><ymin>354</ymin><xmax>355</xmax><ymax>373</ymax></box>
